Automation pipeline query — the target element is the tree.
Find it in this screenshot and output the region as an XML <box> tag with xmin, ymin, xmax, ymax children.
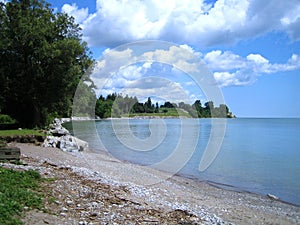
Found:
<box><xmin>161</xmin><ymin>101</ymin><xmax>175</xmax><ymax>108</ymax></box>
<box><xmin>144</xmin><ymin>97</ymin><xmax>154</xmax><ymax>113</ymax></box>
<box><xmin>0</xmin><ymin>0</ymin><xmax>94</xmax><ymax>127</ymax></box>
<box><xmin>192</xmin><ymin>100</ymin><xmax>203</xmax><ymax>117</ymax></box>
<box><xmin>213</xmin><ymin>104</ymin><xmax>229</xmax><ymax>118</ymax></box>
<box><xmin>155</xmin><ymin>102</ymin><xmax>159</xmax><ymax>113</ymax></box>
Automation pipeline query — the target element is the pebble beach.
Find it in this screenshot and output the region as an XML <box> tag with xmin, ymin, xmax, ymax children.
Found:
<box><xmin>2</xmin><ymin>143</ymin><xmax>300</xmax><ymax>225</ymax></box>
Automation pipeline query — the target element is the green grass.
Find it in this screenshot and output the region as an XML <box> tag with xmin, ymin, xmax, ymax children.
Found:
<box><xmin>0</xmin><ymin>167</ymin><xmax>43</xmax><ymax>225</ymax></box>
<box><xmin>0</xmin><ymin>129</ymin><xmax>45</xmax><ymax>137</ymax></box>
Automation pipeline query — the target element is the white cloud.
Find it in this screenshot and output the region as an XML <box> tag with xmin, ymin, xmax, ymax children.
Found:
<box><xmin>203</xmin><ymin>50</ymin><xmax>300</xmax><ymax>86</ymax></box>
<box><xmin>141</xmin><ymin>45</ymin><xmax>199</xmax><ymax>73</ymax></box>
<box><xmin>62</xmin><ymin>3</ymin><xmax>89</xmax><ymax>24</ymax></box>
<box><xmin>67</xmin><ymin>0</ymin><xmax>300</xmax><ymax>47</ymax></box>
<box><xmin>90</xmin><ymin>43</ymin><xmax>207</xmax><ymax>103</ymax></box>
<box><xmin>246</xmin><ymin>54</ymin><xmax>269</xmax><ymax>64</ymax></box>
<box><xmin>204</xmin><ymin>50</ymin><xmax>245</xmax><ymax>70</ymax></box>
<box><xmin>121</xmin><ymin>77</ymin><xmax>192</xmax><ymax>104</ymax></box>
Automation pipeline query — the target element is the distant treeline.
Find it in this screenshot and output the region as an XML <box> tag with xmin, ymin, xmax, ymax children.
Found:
<box><xmin>95</xmin><ymin>93</ymin><xmax>235</xmax><ymax>118</ymax></box>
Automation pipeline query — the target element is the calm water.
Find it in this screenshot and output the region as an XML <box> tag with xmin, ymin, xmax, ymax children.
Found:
<box><xmin>65</xmin><ymin>118</ymin><xmax>300</xmax><ymax>205</ymax></box>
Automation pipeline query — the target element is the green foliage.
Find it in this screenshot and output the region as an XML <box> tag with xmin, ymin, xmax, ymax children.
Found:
<box><xmin>0</xmin><ymin>114</ymin><xmax>17</xmax><ymax>124</ymax></box>
<box><xmin>45</xmin><ymin>111</ymin><xmax>59</xmax><ymax>128</ymax></box>
<box><xmin>0</xmin><ymin>0</ymin><xmax>94</xmax><ymax>127</ymax></box>
<box><xmin>0</xmin><ymin>167</ymin><xmax>43</xmax><ymax>225</ymax></box>
<box><xmin>95</xmin><ymin>93</ymin><xmax>234</xmax><ymax>118</ymax></box>
<box><xmin>72</xmin><ymin>79</ymin><xmax>97</xmax><ymax>117</ymax></box>
<box><xmin>161</xmin><ymin>101</ymin><xmax>176</xmax><ymax>108</ymax></box>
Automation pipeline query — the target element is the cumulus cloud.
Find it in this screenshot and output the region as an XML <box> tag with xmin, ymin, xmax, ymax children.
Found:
<box><xmin>68</xmin><ymin>0</ymin><xmax>300</xmax><ymax>47</ymax></box>
<box><xmin>124</xmin><ymin>77</ymin><xmax>191</xmax><ymax>103</ymax></box>
<box><xmin>203</xmin><ymin>51</ymin><xmax>300</xmax><ymax>86</ymax></box>
<box><xmin>90</xmin><ymin>42</ymin><xmax>213</xmax><ymax>103</ymax></box>
<box><xmin>62</xmin><ymin>3</ymin><xmax>89</xmax><ymax>24</ymax></box>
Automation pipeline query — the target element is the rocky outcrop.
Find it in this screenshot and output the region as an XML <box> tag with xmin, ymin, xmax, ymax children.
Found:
<box><xmin>43</xmin><ymin>118</ymin><xmax>88</xmax><ymax>152</ymax></box>
<box><xmin>43</xmin><ymin>135</ymin><xmax>88</xmax><ymax>152</ymax></box>
<box><xmin>49</xmin><ymin>118</ymin><xmax>70</xmax><ymax>136</ymax></box>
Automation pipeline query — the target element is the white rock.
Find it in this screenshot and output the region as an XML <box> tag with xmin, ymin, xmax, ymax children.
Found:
<box><xmin>43</xmin><ymin>118</ymin><xmax>88</xmax><ymax>152</ymax></box>
<box><xmin>267</xmin><ymin>194</ymin><xmax>279</xmax><ymax>200</ymax></box>
<box><xmin>66</xmin><ymin>200</ymin><xmax>73</xmax><ymax>205</ymax></box>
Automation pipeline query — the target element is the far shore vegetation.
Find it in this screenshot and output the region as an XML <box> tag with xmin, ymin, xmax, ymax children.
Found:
<box><xmin>95</xmin><ymin>93</ymin><xmax>235</xmax><ymax>119</ymax></box>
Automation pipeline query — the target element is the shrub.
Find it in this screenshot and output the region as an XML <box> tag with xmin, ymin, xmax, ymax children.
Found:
<box><xmin>0</xmin><ymin>114</ymin><xmax>17</xmax><ymax>124</ymax></box>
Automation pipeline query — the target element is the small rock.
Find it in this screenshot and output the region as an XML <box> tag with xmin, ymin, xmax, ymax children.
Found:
<box><xmin>60</xmin><ymin>212</ymin><xmax>67</xmax><ymax>217</ymax></box>
<box><xmin>54</xmin><ymin>200</ymin><xmax>62</xmax><ymax>205</ymax></box>
<box><xmin>91</xmin><ymin>202</ymin><xmax>98</xmax><ymax>207</ymax></box>
<box><xmin>61</xmin><ymin>207</ymin><xmax>68</xmax><ymax>212</ymax></box>
<box><xmin>267</xmin><ymin>194</ymin><xmax>279</xmax><ymax>200</ymax></box>
<box><xmin>66</xmin><ymin>200</ymin><xmax>73</xmax><ymax>205</ymax></box>
<box><xmin>90</xmin><ymin>212</ymin><xmax>98</xmax><ymax>217</ymax></box>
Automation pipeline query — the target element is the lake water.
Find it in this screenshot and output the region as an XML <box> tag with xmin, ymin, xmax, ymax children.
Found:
<box><xmin>65</xmin><ymin>118</ymin><xmax>300</xmax><ymax>206</ymax></box>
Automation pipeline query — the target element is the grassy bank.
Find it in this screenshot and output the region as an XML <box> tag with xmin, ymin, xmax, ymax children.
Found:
<box><xmin>0</xmin><ymin>167</ymin><xmax>43</xmax><ymax>224</ymax></box>
<box><xmin>0</xmin><ymin>129</ymin><xmax>45</xmax><ymax>137</ymax></box>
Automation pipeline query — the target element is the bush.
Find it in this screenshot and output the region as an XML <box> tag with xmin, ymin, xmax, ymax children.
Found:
<box><xmin>0</xmin><ymin>114</ymin><xmax>17</xmax><ymax>124</ymax></box>
<box><xmin>45</xmin><ymin>112</ymin><xmax>59</xmax><ymax>128</ymax></box>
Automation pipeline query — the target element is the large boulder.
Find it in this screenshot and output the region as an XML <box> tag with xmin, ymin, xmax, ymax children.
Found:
<box><xmin>57</xmin><ymin>135</ymin><xmax>88</xmax><ymax>152</ymax></box>
<box><xmin>50</xmin><ymin>127</ymin><xmax>70</xmax><ymax>136</ymax></box>
<box><xmin>43</xmin><ymin>135</ymin><xmax>88</xmax><ymax>152</ymax></box>
<box><xmin>49</xmin><ymin>119</ymin><xmax>69</xmax><ymax>136</ymax></box>
<box><xmin>43</xmin><ymin>118</ymin><xmax>88</xmax><ymax>152</ymax></box>
<box><xmin>43</xmin><ymin>136</ymin><xmax>60</xmax><ymax>148</ymax></box>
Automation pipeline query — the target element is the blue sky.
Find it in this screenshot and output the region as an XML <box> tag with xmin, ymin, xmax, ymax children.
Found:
<box><xmin>47</xmin><ymin>0</ymin><xmax>300</xmax><ymax>118</ymax></box>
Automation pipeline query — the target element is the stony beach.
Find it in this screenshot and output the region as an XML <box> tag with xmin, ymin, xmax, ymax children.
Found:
<box><xmin>2</xmin><ymin>143</ymin><xmax>300</xmax><ymax>225</ymax></box>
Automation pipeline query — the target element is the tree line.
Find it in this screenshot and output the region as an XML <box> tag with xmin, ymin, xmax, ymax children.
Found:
<box><xmin>95</xmin><ymin>93</ymin><xmax>234</xmax><ymax>118</ymax></box>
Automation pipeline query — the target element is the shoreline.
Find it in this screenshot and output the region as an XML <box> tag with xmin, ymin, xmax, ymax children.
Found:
<box><xmin>85</xmin><ymin>146</ymin><xmax>300</xmax><ymax>208</ymax></box>
<box><xmin>175</xmin><ymin>172</ymin><xmax>300</xmax><ymax>208</ymax></box>
<box><xmin>6</xmin><ymin>143</ymin><xmax>300</xmax><ymax>224</ymax></box>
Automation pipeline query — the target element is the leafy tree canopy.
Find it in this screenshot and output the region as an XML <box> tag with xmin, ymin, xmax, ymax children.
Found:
<box><xmin>0</xmin><ymin>0</ymin><xmax>94</xmax><ymax>127</ymax></box>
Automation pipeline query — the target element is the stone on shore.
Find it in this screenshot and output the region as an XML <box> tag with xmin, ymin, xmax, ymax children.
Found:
<box><xmin>49</xmin><ymin>118</ymin><xmax>70</xmax><ymax>136</ymax></box>
<box><xmin>43</xmin><ymin>135</ymin><xmax>88</xmax><ymax>152</ymax></box>
<box><xmin>43</xmin><ymin>118</ymin><xmax>88</xmax><ymax>152</ymax></box>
